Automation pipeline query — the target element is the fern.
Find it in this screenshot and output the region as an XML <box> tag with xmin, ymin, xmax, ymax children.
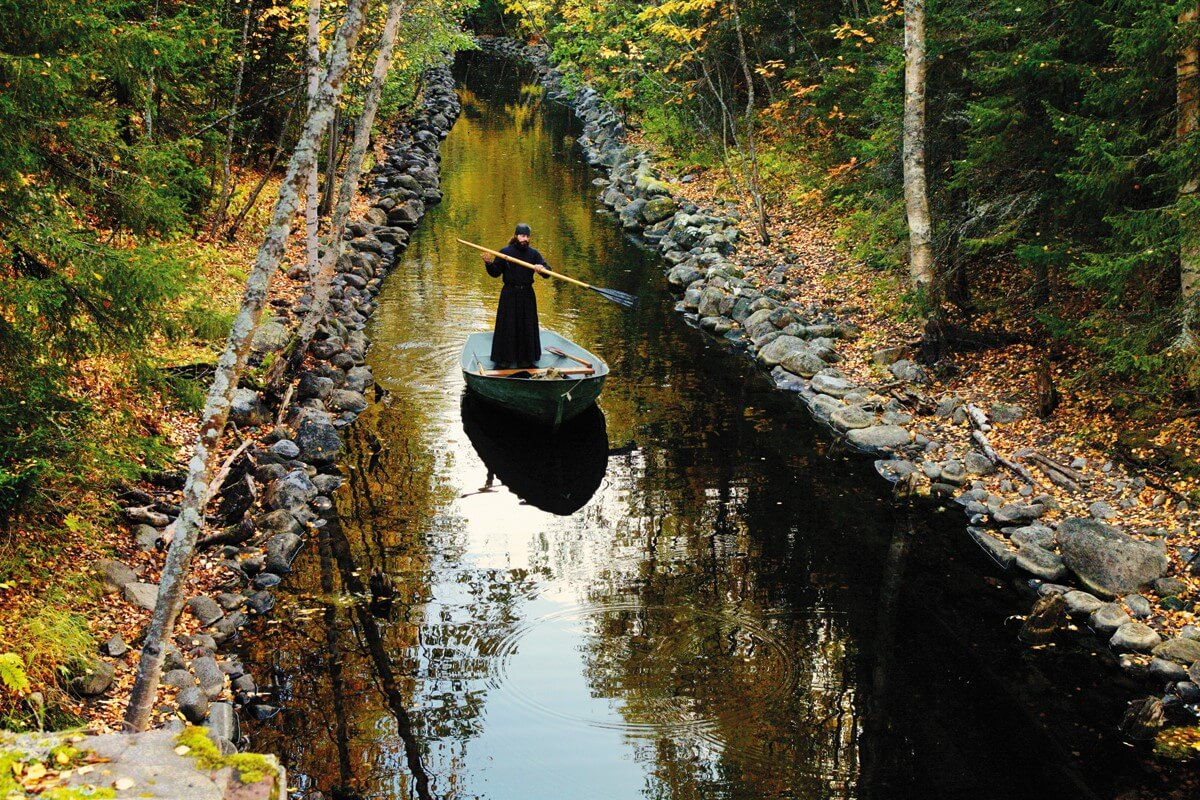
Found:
<box><xmin>0</xmin><ymin>653</ymin><xmax>30</xmax><ymax>696</ymax></box>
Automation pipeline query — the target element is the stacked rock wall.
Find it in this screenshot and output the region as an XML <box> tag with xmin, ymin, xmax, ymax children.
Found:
<box><xmin>101</xmin><ymin>64</ymin><xmax>462</xmax><ymax>745</ymax></box>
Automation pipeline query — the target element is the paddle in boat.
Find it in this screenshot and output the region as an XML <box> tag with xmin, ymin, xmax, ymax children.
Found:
<box><xmin>460</xmin><ymin>329</ymin><xmax>609</xmax><ymax>428</ymax></box>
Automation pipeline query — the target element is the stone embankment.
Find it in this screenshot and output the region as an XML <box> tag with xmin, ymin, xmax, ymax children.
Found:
<box><xmin>88</xmin><ymin>64</ymin><xmax>460</xmax><ymax>748</ymax></box>
<box><xmin>477</xmin><ymin>36</ymin><xmax>1200</xmax><ymax>727</ymax></box>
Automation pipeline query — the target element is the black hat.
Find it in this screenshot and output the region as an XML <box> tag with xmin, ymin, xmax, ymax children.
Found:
<box><xmin>514</xmin><ymin>223</ymin><xmax>531</xmax><ymax>236</ymax></box>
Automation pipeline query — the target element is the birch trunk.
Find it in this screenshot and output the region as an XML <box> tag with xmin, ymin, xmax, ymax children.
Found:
<box><xmin>123</xmin><ymin>0</ymin><xmax>371</xmax><ymax>733</ymax></box>
<box><xmin>305</xmin><ymin>0</ymin><xmax>322</xmax><ymax>278</ymax></box>
<box><xmin>270</xmin><ymin>0</ymin><xmax>408</xmax><ymax>391</ymax></box>
<box><xmin>1179</xmin><ymin>5</ymin><xmax>1200</xmax><ymax>345</ymax></box>
<box><xmin>903</xmin><ymin>0</ymin><xmax>935</xmax><ymax>292</ymax></box>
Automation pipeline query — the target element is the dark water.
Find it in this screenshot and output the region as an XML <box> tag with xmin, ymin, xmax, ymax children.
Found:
<box><xmin>240</xmin><ymin>54</ymin><xmax>1180</xmax><ymax>799</ymax></box>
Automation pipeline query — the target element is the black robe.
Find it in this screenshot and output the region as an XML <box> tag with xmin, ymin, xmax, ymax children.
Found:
<box><xmin>485</xmin><ymin>243</ymin><xmax>551</xmax><ymax>366</ymax></box>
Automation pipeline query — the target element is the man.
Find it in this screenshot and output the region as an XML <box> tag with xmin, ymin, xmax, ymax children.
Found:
<box><xmin>482</xmin><ymin>223</ymin><xmax>552</xmax><ymax>368</ymax></box>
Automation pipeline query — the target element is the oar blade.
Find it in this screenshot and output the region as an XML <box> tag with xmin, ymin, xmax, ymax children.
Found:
<box><xmin>592</xmin><ymin>286</ymin><xmax>639</xmax><ymax>309</ymax></box>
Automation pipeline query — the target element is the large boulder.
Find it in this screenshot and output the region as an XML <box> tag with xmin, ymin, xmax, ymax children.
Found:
<box><xmin>1056</xmin><ymin>517</ymin><xmax>1168</xmax><ymax>597</ymax></box>
<box><xmin>294</xmin><ymin>408</ymin><xmax>344</xmax><ymax>464</ymax></box>
<box><xmin>756</xmin><ymin>335</ymin><xmax>808</xmax><ymax>369</ymax></box>
<box><xmin>846</xmin><ymin>425</ymin><xmax>911</xmax><ymax>452</ymax></box>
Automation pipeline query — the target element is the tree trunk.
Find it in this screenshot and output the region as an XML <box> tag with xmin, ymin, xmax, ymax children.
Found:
<box><xmin>319</xmin><ymin>107</ymin><xmax>342</xmax><ymax>217</ymax></box>
<box><xmin>903</xmin><ymin>0</ymin><xmax>935</xmax><ymax>294</ymax></box>
<box><xmin>123</xmin><ymin>0</ymin><xmax>371</xmax><ymax>733</ymax></box>
<box><xmin>730</xmin><ymin>0</ymin><xmax>770</xmax><ymax>245</ymax></box>
<box><xmin>209</xmin><ymin>0</ymin><xmax>254</xmax><ymax>238</ymax></box>
<box><xmin>1179</xmin><ymin>5</ymin><xmax>1200</xmax><ymax>344</ymax></box>
<box><xmin>305</xmin><ymin>0</ymin><xmax>322</xmax><ymax>279</ymax></box>
<box><xmin>225</xmin><ymin>92</ymin><xmax>299</xmax><ymax>240</ymax></box>
<box><xmin>268</xmin><ymin>0</ymin><xmax>409</xmax><ymax>392</ymax></box>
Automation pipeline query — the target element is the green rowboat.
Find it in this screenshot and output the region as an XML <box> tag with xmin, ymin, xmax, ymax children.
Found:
<box><xmin>460</xmin><ymin>330</ymin><xmax>608</xmax><ymax>427</ymax></box>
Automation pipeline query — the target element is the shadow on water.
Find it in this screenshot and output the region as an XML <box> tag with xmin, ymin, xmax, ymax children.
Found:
<box><xmin>235</xmin><ymin>51</ymin><xmax>1188</xmax><ymax>800</ymax></box>
<box><xmin>459</xmin><ymin>393</ymin><xmax>609</xmax><ymax>516</ymax></box>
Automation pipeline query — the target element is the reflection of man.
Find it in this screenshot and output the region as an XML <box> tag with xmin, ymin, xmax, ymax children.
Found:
<box><xmin>482</xmin><ymin>223</ymin><xmax>552</xmax><ymax>368</ymax></box>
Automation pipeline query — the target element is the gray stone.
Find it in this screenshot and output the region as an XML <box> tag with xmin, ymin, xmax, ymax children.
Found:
<box><xmin>123</xmin><ymin>581</ymin><xmax>160</xmax><ymax>611</ymax></box>
<box><xmin>807</xmin><ymin>393</ymin><xmax>844</xmax><ymax>421</ymax></box>
<box><xmin>641</xmin><ymin>195</ymin><xmax>677</xmax><ymax>224</ymax></box>
<box><xmin>871</xmin><ymin>346</ymin><xmax>909</xmax><ymax>366</ymax></box>
<box><xmin>176</xmin><ymin>686</ymin><xmax>209</xmax><ymax>724</ymax></box>
<box><xmin>191</xmin><ymin>656</ymin><xmax>225</xmax><ymax>700</ymax></box>
<box><xmin>216</xmin><ymin>593</ymin><xmax>245</xmax><ymax>611</ymax></box>
<box><xmin>965</xmin><ymin>452</ymin><xmax>995</xmax><ymax>476</ymax></box>
<box><xmin>939</xmin><ymin>460</ymin><xmax>967</xmax><ymax>486</ymax></box>
<box><xmin>67</xmin><ymin>659</ymin><xmax>114</xmax><ymax>697</ymax></box>
<box><xmin>935</xmin><ymin>395</ymin><xmax>963</xmax><ymax>418</ymax></box>
<box><xmin>265</xmin><ymin>469</ymin><xmax>317</xmax><ymax>512</ymax></box>
<box><xmin>205</xmin><ymin>702</ymin><xmax>239</xmax><ymax>745</ymax></box>
<box><xmin>229</xmin><ymin>387</ymin><xmax>267</xmax><ymax>428</ymax></box>
<box><xmin>875</xmin><ymin>459</ymin><xmax>918</xmax><ymax>482</ymax></box>
<box><xmin>270</xmin><ymin>439</ymin><xmax>301</xmax><ymax>459</ymax></box>
<box><xmin>847</xmin><ymin>425</ymin><xmax>912</xmax><ymax>452</ymax></box>
<box><xmin>830</xmin><ymin>406</ymin><xmax>875</xmax><ymax>431</ymax></box>
<box><xmin>1152</xmin><ymin>577</ymin><xmax>1188</xmax><ymax>598</ymax></box>
<box><xmin>990</xmin><ymin>402</ymin><xmax>1026</xmax><ymax>424</ymax></box>
<box><xmin>1089</xmin><ymin>603</ymin><xmax>1132</xmax><ymax>635</ymax></box>
<box><xmin>1057</xmin><ymin>517</ymin><xmax>1168</xmax><ymax>597</ymax></box>
<box><xmin>344</xmin><ymin>366</ymin><xmax>374</xmax><ymax>392</ymax></box>
<box><xmin>100</xmin><ymin>634</ymin><xmax>127</xmax><ymax>657</ymax></box>
<box><xmin>266</xmin><ymin>532</ymin><xmax>304</xmax><ymax>575</ymax></box>
<box><xmin>162</xmin><ymin>668</ymin><xmax>195</xmax><ymax>689</ymax></box>
<box><xmin>1110</xmin><ymin>623</ymin><xmax>1162</xmax><ymax>653</ymax></box>
<box><xmin>780</xmin><ymin>351</ymin><xmax>827</xmax><ymax>378</ymax></box>
<box><xmin>1181</xmin><ymin>624</ymin><xmax>1200</xmax><ymax>641</ymax></box>
<box><xmin>1014</xmin><ymin>544</ymin><xmax>1067</xmax><ymax>582</ymax></box>
<box><xmin>327</xmin><ymin>389</ymin><xmax>367</xmax><ymax>414</ymax></box>
<box><xmin>993</xmin><ymin>503</ymin><xmax>1044</xmax><ymax>524</ymax></box>
<box><xmin>1152</xmin><ymin>637</ymin><xmax>1200</xmax><ymax>665</ymax></box>
<box><xmin>297</xmin><ymin>372</ymin><xmax>334</xmax><ymax>401</ymax></box>
<box><xmin>251</xmin><ymin>317</ymin><xmax>290</xmax><ymax>354</ymax></box>
<box><xmin>96</xmin><ymin>558</ymin><xmax>137</xmax><ymax>592</ymax></box>
<box><xmin>185</xmin><ymin>596</ymin><xmax>224</xmax><ymax>627</ymax></box>
<box><xmin>921</xmin><ymin>462</ymin><xmax>942</xmax><ymax>481</ymax></box>
<box><xmin>811</xmin><ymin>374</ymin><xmax>856</xmax><ymax>398</ymax></box>
<box><xmin>295</xmin><ymin>409</ymin><xmax>344</xmax><ymax>464</ymax></box>
<box><xmin>258</xmin><ymin>508</ymin><xmax>303</xmax><ymax>537</ymax></box>
<box><xmin>1149</xmin><ymin>657</ymin><xmax>1188</xmax><ymax>682</ymax></box>
<box><xmin>1008</xmin><ymin>525</ymin><xmax>1056</xmax><ymax>550</ymax></box>
<box><xmin>756</xmin><ymin>335</ymin><xmax>807</xmax><ymax>368</ymax></box>
<box><xmin>133</xmin><ymin>524</ymin><xmax>161</xmax><ymax>551</ymax></box>
<box><xmin>1089</xmin><ymin>501</ymin><xmax>1118</xmax><ymax>520</ymax></box>
<box><xmin>1124</xmin><ymin>594</ymin><xmax>1153</xmax><ymax>619</ymax></box>
<box><xmin>889</xmin><ymin>359</ymin><xmax>927</xmax><ymax>384</ymax></box>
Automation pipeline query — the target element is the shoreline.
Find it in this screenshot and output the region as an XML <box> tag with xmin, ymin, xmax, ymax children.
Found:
<box><xmin>476</xmin><ymin>35</ymin><xmax>1200</xmax><ymax>734</ymax></box>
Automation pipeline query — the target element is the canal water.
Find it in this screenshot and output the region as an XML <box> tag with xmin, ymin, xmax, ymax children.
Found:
<box><xmin>241</xmin><ymin>54</ymin><xmax>1180</xmax><ymax>799</ymax></box>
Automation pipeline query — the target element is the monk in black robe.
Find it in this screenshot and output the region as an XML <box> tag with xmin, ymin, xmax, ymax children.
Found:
<box><xmin>483</xmin><ymin>223</ymin><xmax>552</xmax><ymax>368</ymax></box>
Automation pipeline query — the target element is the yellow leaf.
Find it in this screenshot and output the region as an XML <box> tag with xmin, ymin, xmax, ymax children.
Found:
<box><xmin>24</xmin><ymin>762</ymin><xmax>46</xmax><ymax>781</ymax></box>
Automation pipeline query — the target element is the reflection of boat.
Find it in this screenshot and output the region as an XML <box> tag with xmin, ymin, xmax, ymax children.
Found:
<box><xmin>460</xmin><ymin>330</ymin><xmax>608</xmax><ymax>428</ymax></box>
<box><xmin>461</xmin><ymin>393</ymin><xmax>608</xmax><ymax>515</ymax></box>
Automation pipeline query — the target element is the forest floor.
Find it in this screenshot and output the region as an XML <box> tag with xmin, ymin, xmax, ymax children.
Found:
<box><xmin>0</xmin><ymin>170</ymin><xmax>371</xmax><ymax>733</ymax></box>
<box><xmin>649</xmin><ymin>135</ymin><xmax>1200</xmax><ymax>644</ymax></box>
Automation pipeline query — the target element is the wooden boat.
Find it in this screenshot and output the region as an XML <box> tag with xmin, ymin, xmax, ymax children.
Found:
<box><xmin>460</xmin><ymin>330</ymin><xmax>608</xmax><ymax>427</ymax></box>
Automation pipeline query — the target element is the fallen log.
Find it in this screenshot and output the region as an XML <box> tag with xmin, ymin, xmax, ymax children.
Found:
<box><xmin>972</xmin><ymin>430</ymin><xmax>1038</xmax><ymax>486</ymax></box>
<box><xmin>1024</xmin><ymin>452</ymin><xmax>1083</xmax><ymax>493</ymax></box>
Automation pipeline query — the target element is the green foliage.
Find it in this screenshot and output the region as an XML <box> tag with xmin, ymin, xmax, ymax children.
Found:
<box><xmin>487</xmin><ymin>0</ymin><xmax>1200</xmax><ymax>395</ymax></box>
<box><xmin>0</xmin><ymin>653</ymin><xmax>29</xmax><ymax>696</ymax></box>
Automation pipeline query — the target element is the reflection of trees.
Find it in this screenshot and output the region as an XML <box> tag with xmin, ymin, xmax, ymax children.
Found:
<box><xmin>572</xmin><ymin>392</ymin><xmax>873</xmax><ymax>798</ymax></box>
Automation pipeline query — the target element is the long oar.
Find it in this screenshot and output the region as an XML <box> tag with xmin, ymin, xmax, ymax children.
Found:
<box><xmin>457</xmin><ymin>238</ymin><xmax>638</xmax><ymax>309</ymax></box>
